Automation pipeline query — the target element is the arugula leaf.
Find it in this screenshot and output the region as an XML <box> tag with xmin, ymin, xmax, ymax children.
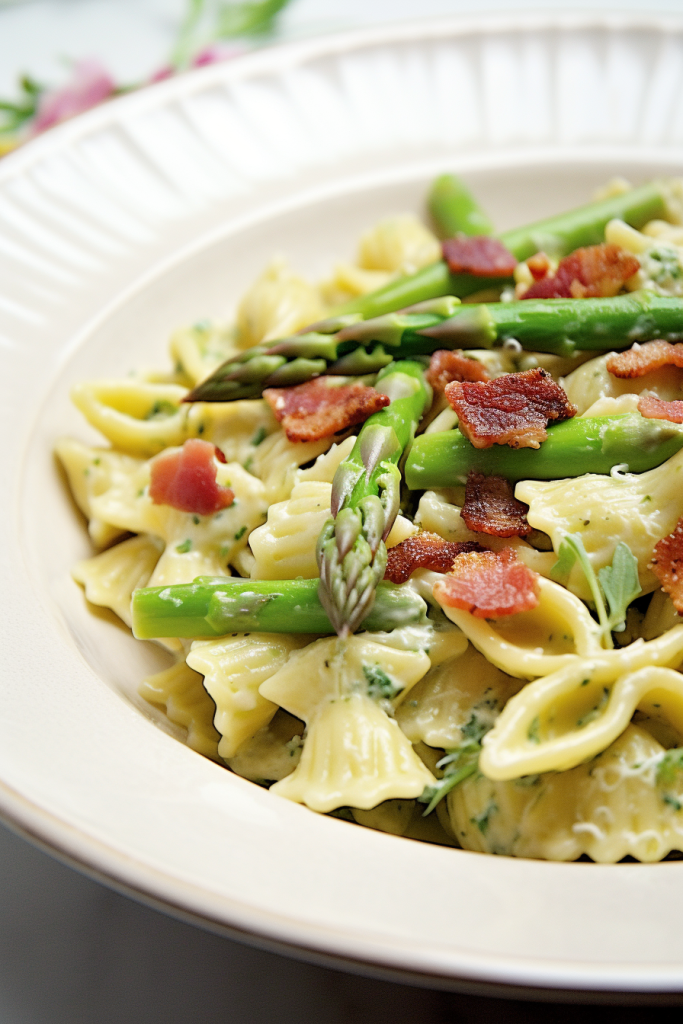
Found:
<box><xmin>598</xmin><ymin>542</ymin><xmax>642</xmax><ymax>633</ymax></box>
<box><xmin>419</xmin><ymin>740</ymin><xmax>480</xmax><ymax>816</ymax></box>
<box><xmin>550</xmin><ymin>534</ymin><xmax>641</xmax><ymax>647</ymax></box>
<box><xmin>550</xmin><ymin>533</ymin><xmax>609</xmax><ymax>635</ymax></box>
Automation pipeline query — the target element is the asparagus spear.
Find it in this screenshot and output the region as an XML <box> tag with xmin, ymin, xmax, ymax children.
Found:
<box><xmin>428</xmin><ymin>173</ymin><xmax>494</xmax><ymax>238</ymax></box>
<box><xmin>132</xmin><ymin>576</ymin><xmax>427</xmax><ymax>639</ymax></box>
<box><xmin>186</xmin><ymin>292</ymin><xmax>683</xmax><ymax>401</ymax></box>
<box><xmin>316</xmin><ymin>360</ymin><xmax>431</xmax><ymax>637</ymax></box>
<box><xmin>335</xmin><ymin>178</ymin><xmax>671</xmax><ymax>317</ymax></box>
<box><xmin>405</xmin><ymin>412</ymin><xmax>683</xmax><ymax>488</ymax></box>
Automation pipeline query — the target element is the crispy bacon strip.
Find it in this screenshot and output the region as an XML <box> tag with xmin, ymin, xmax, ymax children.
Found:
<box><xmin>426</xmin><ymin>350</ymin><xmax>490</xmax><ymax>393</ymax></box>
<box><xmin>527</xmin><ymin>252</ymin><xmax>551</xmax><ymax>281</ymax></box>
<box><xmin>461</xmin><ymin>472</ymin><xmax>531</xmax><ymax>538</ymax></box>
<box><xmin>606</xmin><ymin>340</ymin><xmax>683</xmax><ymax>379</ymax></box>
<box><xmin>150</xmin><ymin>438</ymin><xmax>234</xmax><ymax>516</ymax></box>
<box><xmin>433</xmin><ymin>548</ymin><xmax>540</xmax><ymax>618</ymax></box>
<box><xmin>638</xmin><ymin>394</ymin><xmax>683</xmax><ymax>423</ymax></box>
<box><xmin>445</xmin><ymin>368</ymin><xmax>577</xmax><ymax>450</ymax></box>
<box><xmin>442</xmin><ymin>235</ymin><xmax>517</xmax><ymax>277</ymax></box>
<box><xmin>384</xmin><ymin>532</ymin><xmax>484</xmax><ymax>584</ymax></box>
<box><xmin>263</xmin><ymin>377</ymin><xmax>389</xmax><ymax>443</ymax></box>
<box><xmin>649</xmin><ymin>519</ymin><xmax>683</xmax><ymax>614</ymax></box>
<box><xmin>522</xmin><ymin>243</ymin><xmax>639</xmax><ymax>299</ymax></box>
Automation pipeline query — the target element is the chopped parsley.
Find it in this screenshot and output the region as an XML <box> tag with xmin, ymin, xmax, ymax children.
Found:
<box><xmin>362</xmin><ymin>663</ymin><xmax>400</xmax><ymax>701</ymax></box>
<box><xmin>175</xmin><ymin>539</ymin><xmax>192</xmax><ymax>553</ymax></box>
<box><xmin>471</xmin><ymin>801</ymin><xmax>498</xmax><ymax>836</ymax></box>
<box><xmin>144</xmin><ymin>399</ymin><xmax>177</xmax><ymax>420</ymax></box>
<box><xmin>234</xmin><ymin>525</ymin><xmax>247</xmax><ymax>541</ymax></box>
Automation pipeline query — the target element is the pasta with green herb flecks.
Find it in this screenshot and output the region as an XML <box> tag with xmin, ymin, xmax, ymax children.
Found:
<box><xmin>59</xmin><ymin>173</ymin><xmax>683</xmax><ymax>861</ymax></box>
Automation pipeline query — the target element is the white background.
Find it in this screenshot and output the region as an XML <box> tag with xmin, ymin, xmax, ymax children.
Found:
<box><xmin>2</xmin><ymin>1</ymin><xmax>683</xmax><ymax>1021</ymax></box>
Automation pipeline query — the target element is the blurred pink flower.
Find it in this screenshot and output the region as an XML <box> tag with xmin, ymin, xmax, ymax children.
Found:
<box><xmin>191</xmin><ymin>43</ymin><xmax>245</xmax><ymax>67</ymax></box>
<box><xmin>149</xmin><ymin>65</ymin><xmax>175</xmax><ymax>83</ymax></box>
<box><xmin>33</xmin><ymin>59</ymin><xmax>115</xmax><ymax>133</ymax></box>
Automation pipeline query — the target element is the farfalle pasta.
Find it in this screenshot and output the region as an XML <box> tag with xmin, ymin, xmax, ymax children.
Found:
<box><xmin>58</xmin><ymin>173</ymin><xmax>683</xmax><ymax>861</ymax></box>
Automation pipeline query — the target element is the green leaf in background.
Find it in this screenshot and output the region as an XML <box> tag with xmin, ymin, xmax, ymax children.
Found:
<box><xmin>172</xmin><ymin>0</ymin><xmax>293</xmax><ymax>69</ymax></box>
<box><xmin>0</xmin><ymin>75</ymin><xmax>43</xmax><ymax>136</ymax></box>
<box><xmin>216</xmin><ymin>0</ymin><xmax>291</xmax><ymax>37</ymax></box>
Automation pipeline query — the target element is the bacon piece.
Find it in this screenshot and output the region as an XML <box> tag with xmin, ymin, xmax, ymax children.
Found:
<box><xmin>461</xmin><ymin>472</ymin><xmax>531</xmax><ymax>538</ymax></box>
<box><xmin>649</xmin><ymin>519</ymin><xmax>683</xmax><ymax>614</ymax></box>
<box><xmin>426</xmin><ymin>350</ymin><xmax>490</xmax><ymax>393</ymax></box>
<box><xmin>433</xmin><ymin>548</ymin><xmax>540</xmax><ymax>618</ymax></box>
<box><xmin>263</xmin><ymin>377</ymin><xmax>389</xmax><ymax>443</ymax></box>
<box><xmin>606</xmin><ymin>340</ymin><xmax>683</xmax><ymax>379</ymax></box>
<box><xmin>384</xmin><ymin>532</ymin><xmax>484</xmax><ymax>584</ymax></box>
<box><xmin>527</xmin><ymin>252</ymin><xmax>551</xmax><ymax>281</ymax></box>
<box><xmin>445</xmin><ymin>368</ymin><xmax>577</xmax><ymax>450</ymax></box>
<box><xmin>442</xmin><ymin>235</ymin><xmax>517</xmax><ymax>277</ymax></box>
<box><xmin>522</xmin><ymin>243</ymin><xmax>639</xmax><ymax>299</ymax></box>
<box><xmin>150</xmin><ymin>438</ymin><xmax>234</xmax><ymax>516</ymax></box>
<box><xmin>638</xmin><ymin>394</ymin><xmax>683</xmax><ymax>423</ymax></box>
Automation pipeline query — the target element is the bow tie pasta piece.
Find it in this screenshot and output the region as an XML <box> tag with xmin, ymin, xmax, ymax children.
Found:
<box><xmin>169</xmin><ymin>320</ymin><xmax>240</xmax><ymax>387</ymax></box>
<box><xmin>642</xmin><ymin>588</ymin><xmax>682</xmax><ymax>640</ymax></box>
<box><xmin>187</xmin><ymin>634</ymin><xmax>310</xmax><ymax>760</ymax></box>
<box><xmin>517</xmin><ymin>446</ymin><xmax>683</xmax><ymax>602</ymax></box>
<box><xmin>480</xmin><ymin>628</ymin><xmax>683</xmax><ymax>779</ymax></box>
<box><xmin>71</xmin><ymin>381</ymin><xmax>193</xmax><ymax>457</ymax></box>
<box><xmin>55</xmin><ymin>438</ymin><xmax>144</xmax><ymax>547</ymax></box>
<box><xmin>397</xmin><ymin>643</ymin><xmax>523</xmax><ymax>750</ymax></box>
<box><xmin>295</xmin><ymin>436</ymin><xmax>356</xmax><ymax>484</ymax></box>
<box><xmin>226</xmin><ymin>710</ymin><xmax>305</xmax><ymax>783</ymax></box>
<box><xmin>247</xmin><ymin>430</ymin><xmax>333</xmax><ymax>504</ymax></box>
<box><xmin>563</xmin><ymin>352</ymin><xmax>683</xmax><ymax>416</ymax></box>
<box><xmin>235</xmin><ymin>258</ymin><xmax>326</xmax><ymax>349</ymax></box>
<box><xmin>260</xmin><ymin>635</ymin><xmax>433</xmax><ymax>812</ymax></box>
<box><xmin>139</xmin><ymin>660</ymin><xmax>220</xmax><ymax>760</ymax></box>
<box><xmin>89</xmin><ymin>457</ymin><xmax>266</xmax><ymax>587</ymax></box>
<box><xmin>450</xmin><ymin>724</ymin><xmax>683</xmax><ymax>862</ymax></box>
<box><xmin>191</xmin><ymin>400</ymin><xmax>277</xmax><ymax>466</ymax></box>
<box><xmin>249</xmin><ymin>481</ymin><xmax>333</xmax><ymax>580</ymax></box>
<box><xmin>72</xmin><ymin>534</ymin><xmax>163</xmax><ymax>627</ymax></box>
<box><xmin>260</xmin><ymin>634</ymin><xmax>431</xmax><ymax>720</ymax></box>
<box><xmin>271</xmin><ymin>693</ymin><xmax>435</xmax><ymax>812</ymax></box>
<box><xmin>436</xmin><ymin>576</ymin><xmax>603</xmax><ymax>679</ymax></box>
<box><xmin>72</xmin><ymin>379</ymin><xmax>280</xmax><ymax>465</ymax></box>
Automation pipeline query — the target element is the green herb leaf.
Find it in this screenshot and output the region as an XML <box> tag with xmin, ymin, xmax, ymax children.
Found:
<box><xmin>362</xmin><ymin>663</ymin><xmax>401</xmax><ymax>701</ymax></box>
<box><xmin>598</xmin><ymin>541</ymin><xmax>642</xmax><ymax>633</ymax></box>
<box><xmin>550</xmin><ymin>534</ymin><xmax>641</xmax><ymax>648</ymax></box>
<box><xmin>419</xmin><ymin>740</ymin><xmax>480</xmax><ymax>816</ymax></box>
<box><xmin>657</xmin><ymin>748</ymin><xmax>683</xmax><ymax>788</ymax></box>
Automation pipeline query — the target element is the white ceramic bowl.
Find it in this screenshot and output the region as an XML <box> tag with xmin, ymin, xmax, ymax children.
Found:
<box><xmin>4</xmin><ymin>13</ymin><xmax>683</xmax><ymax>998</ymax></box>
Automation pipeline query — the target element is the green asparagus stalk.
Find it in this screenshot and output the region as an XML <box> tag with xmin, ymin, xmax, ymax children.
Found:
<box><xmin>334</xmin><ymin>178</ymin><xmax>671</xmax><ymax>317</ymax></box>
<box><xmin>186</xmin><ymin>291</ymin><xmax>683</xmax><ymax>401</ymax></box>
<box><xmin>132</xmin><ymin>576</ymin><xmax>427</xmax><ymax>639</ymax></box>
<box><xmin>405</xmin><ymin>412</ymin><xmax>683</xmax><ymax>488</ymax></box>
<box><xmin>316</xmin><ymin>360</ymin><xmax>431</xmax><ymax>637</ymax></box>
<box><xmin>428</xmin><ymin>173</ymin><xmax>494</xmax><ymax>238</ymax></box>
